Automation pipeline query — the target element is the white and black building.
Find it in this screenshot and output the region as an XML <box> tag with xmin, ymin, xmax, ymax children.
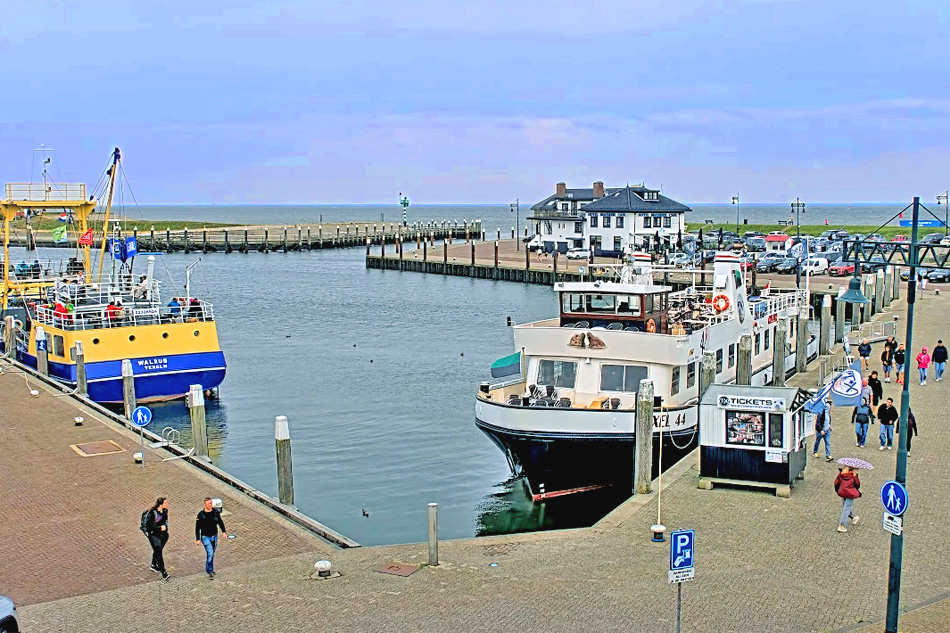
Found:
<box><xmin>529</xmin><ymin>181</ymin><xmax>691</xmax><ymax>256</ymax></box>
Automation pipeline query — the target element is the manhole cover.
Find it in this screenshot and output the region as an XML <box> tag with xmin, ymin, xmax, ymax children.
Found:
<box><xmin>375</xmin><ymin>563</ymin><xmax>418</xmax><ymax>577</ymax></box>
<box><xmin>72</xmin><ymin>440</ymin><xmax>125</xmax><ymax>457</ymax></box>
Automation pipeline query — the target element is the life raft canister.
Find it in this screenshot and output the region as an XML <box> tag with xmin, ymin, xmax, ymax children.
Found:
<box><xmin>646</xmin><ymin>318</ymin><xmax>657</xmax><ymax>333</ymax></box>
<box><xmin>712</xmin><ymin>294</ymin><xmax>730</xmax><ymax>313</ymax></box>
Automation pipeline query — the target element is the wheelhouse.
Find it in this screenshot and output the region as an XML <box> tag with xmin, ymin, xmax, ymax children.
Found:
<box><xmin>558</xmin><ymin>283</ymin><xmax>671</xmax><ymax>333</ymax></box>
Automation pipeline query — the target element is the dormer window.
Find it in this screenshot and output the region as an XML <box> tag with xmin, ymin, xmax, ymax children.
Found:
<box><xmin>567</xmin><ymin>193</ymin><xmax>574</xmax><ymax>198</ymax></box>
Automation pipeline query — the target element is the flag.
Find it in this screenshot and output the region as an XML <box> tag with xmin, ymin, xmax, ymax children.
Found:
<box><xmin>804</xmin><ymin>380</ymin><xmax>833</xmax><ymax>414</ymax></box>
<box><xmin>831</xmin><ymin>362</ymin><xmax>863</xmax><ymax>407</ymax></box>
<box><xmin>490</xmin><ymin>352</ymin><xmax>522</xmax><ymax>379</ymax></box>
<box><xmin>58</xmin><ymin>213</ymin><xmax>68</xmax><ymax>223</ymax></box>
<box><xmin>78</xmin><ymin>229</ymin><xmax>94</xmax><ymax>245</ymax></box>
<box><xmin>52</xmin><ymin>225</ymin><xmax>67</xmax><ymax>243</ymax></box>
<box><xmin>789</xmin><ymin>241</ymin><xmax>806</xmax><ymax>260</ymax></box>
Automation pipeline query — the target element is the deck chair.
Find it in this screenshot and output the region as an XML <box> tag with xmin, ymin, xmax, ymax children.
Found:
<box><xmin>606</xmin><ymin>322</ymin><xmax>624</xmax><ymax>330</ymax></box>
<box><xmin>573</xmin><ymin>321</ymin><xmax>590</xmax><ymax>328</ymax></box>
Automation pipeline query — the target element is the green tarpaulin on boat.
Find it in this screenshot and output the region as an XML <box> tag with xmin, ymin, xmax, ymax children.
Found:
<box><xmin>490</xmin><ymin>351</ymin><xmax>521</xmax><ymax>378</ymax></box>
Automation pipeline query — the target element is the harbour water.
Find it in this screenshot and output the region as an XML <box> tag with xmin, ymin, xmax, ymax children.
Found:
<box><xmin>9</xmin><ymin>202</ymin><xmax>910</xmax><ymax>546</ymax></box>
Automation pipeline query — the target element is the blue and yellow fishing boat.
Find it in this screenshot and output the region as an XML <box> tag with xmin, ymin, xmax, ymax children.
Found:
<box><xmin>0</xmin><ymin>148</ymin><xmax>226</xmax><ymax>403</ymax></box>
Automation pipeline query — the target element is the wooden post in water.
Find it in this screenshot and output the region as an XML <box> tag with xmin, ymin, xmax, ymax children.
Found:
<box><xmin>875</xmin><ymin>269</ymin><xmax>884</xmax><ymax>314</ymax></box>
<box><xmin>470</xmin><ymin>241</ymin><xmax>475</xmax><ymax>267</ymax></box>
<box><xmin>835</xmin><ymin>287</ymin><xmax>846</xmax><ymax>344</ymax></box>
<box><xmin>224</xmin><ymin>230</ymin><xmax>231</xmax><ymax>253</ymax></box>
<box><xmin>700</xmin><ymin>351</ymin><xmax>716</xmax><ymax>400</ymax></box>
<box><xmin>494</xmin><ymin>241</ymin><xmax>499</xmax><ymax>269</ymax></box>
<box><xmin>306</xmin><ymin>226</ymin><xmax>312</xmax><ymax>250</ymax></box>
<box><xmin>553</xmin><ymin>251</ymin><xmax>558</xmax><ymax>279</ymax></box>
<box><xmin>264</xmin><ymin>228</ymin><xmax>269</xmax><ymax>252</ymax></box>
<box><xmin>297</xmin><ymin>227</ymin><xmax>302</xmax><ymax>251</ymax></box>
<box><xmin>365</xmin><ymin>237</ymin><xmax>371</xmax><ymax>258</ymax></box>
<box><xmin>423</xmin><ymin>238</ymin><xmax>427</xmax><ymax>262</ymax></box>
<box><xmin>122</xmin><ymin>359</ymin><xmax>136</xmax><ymax>419</ymax></box>
<box><xmin>183</xmin><ymin>228</ymin><xmax>190</xmax><ymax>254</ymax></box>
<box><xmin>398</xmin><ymin>236</ymin><xmax>403</xmax><ymax>268</ymax></box>
<box><xmin>737</xmin><ymin>333</ymin><xmax>752</xmax><ymax>385</ymax></box>
<box><xmin>189</xmin><ymin>384</ymin><xmax>209</xmax><ymax>460</ymax></box>
<box><xmin>773</xmin><ymin>317</ymin><xmax>788</xmax><ymax>386</ymax></box>
<box><xmin>35</xmin><ymin>327</ymin><xmax>49</xmax><ymax>376</ymax></box>
<box><xmin>634</xmin><ymin>379</ymin><xmax>654</xmax><ymax>495</ymax></box>
<box><xmin>525</xmin><ymin>245</ymin><xmax>530</xmax><ymax>271</ymax></box>
<box><xmin>202</xmin><ymin>229</ymin><xmax>208</xmax><ymax>253</ymax></box>
<box><xmin>166</xmin><ymin>228</ymin><xmax>171</xmax><ymax>252</ymax></box>
<box><xmin>3</xmin><ymin>315</ymin><xmax>14</xmax><ymax>359</ymax></box>
<box><xmin>381</xmin><ymin>236</ymin><xmax>386</xmax><ymax>257</ymax></box>
<box><xmin>819</xmin><ymin>295</ymin><xmax>832</xmax><ymax>356</ymax></box>
<box><xmin>796</xmin><ymin>308</ymin><xmax>809</xmax><ymax>374</ymax></box>
<box><xmin>416</xmin><ymin>231</ymin><xmax>421</xmax><ymax>249</ymax></box>
<box><xmin>275</xmin><ymin>415</ymin><xmax>295</xmax><ymax>505</ymax></box>
<box><xmin>443</xmin><ymin>241</ymin><xmax>448</xmax><ymax>264</ymax></box>
<box><xmin>74</xmin><ymin>341</ymin><xmax>87</xmax><ymax>397</ymax></box>
<box><xmin>149</xmin><ymin>227</ymin><xmax>155</xmax><ymax>250</ymax></box>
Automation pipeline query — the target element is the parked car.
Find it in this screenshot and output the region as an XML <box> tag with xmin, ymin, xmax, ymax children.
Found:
<box><xmin>927</xmin><ymin>269</ymin><xmax>950</xmax><ymax>283</ymax></box>
<box><xmin>834</xmin><ymin>230</ymin><xmax>850</xmax><ymax>240</ymax></box>
<box><xmin>524</xmin><ymin>235</ymin><xmax>543</xmax><ymax>251</ymax></box>
<box><xmin>774</xmin><ymin>257</ymin><xmax>800</xmax><ymax>274</ymax></box>
<box><xmin>667</xmin><ymin>252</ymin><xmax>692</xmax><ymax>267</ymax></box>
<box><xmin>941</xmin><ymin>237</ymin><xmax>950</xmax><ymax>246</ymax></box>
<box><xmin>565</xmin><ymin>247</ymin><xmax>589</xmax><ymax>260</ymax></box>
<box><xmin>920</xmin><ymin>232</ymin><xmax>945</xmax><ymax>245</ymax></box>
<box><xmin>829</xmin><ymin>261</ymin><xmax>856</xmax><ymax>277</ymax></box>
<box><xmin>890</xmin><ymin>234</ymin><xmax>909</xmax><ymax>243</ymax></box>
<box><xmin>738</xmin><ymin>254</ymin><xmax>756</xmax><ymax>270</ymax></box>
<box><xmin>745</xmin><ymin>236</ymin><xmax>766</xmax><ymax>252</ymax></box>
<box><xmin>901</xmin><ymin>267</ymin><xmax>941</xmax><ymax>282</ymax></box>
<box><xmin>802</xmin><ymin>257</ymin><xmax>829</xmax><ymax>275</ymax></box>
<box><xmin>743</xmin><ymin>231</ymin><xmax>764</xmax><ymax>239</ymax></box>
<box><xmin>756</xmin><ymin>259</ymin><xmax>780</xmax><ymax>273</ymax></box>
<box><xmin>819</xmin><ymin>230</ymin><xmax>837</xmax><ymax>239</ymax></box>
<box><xmin>0</xmin><ymin>595</ymin><xmax>18</xmax><ymax>633</ymax></box>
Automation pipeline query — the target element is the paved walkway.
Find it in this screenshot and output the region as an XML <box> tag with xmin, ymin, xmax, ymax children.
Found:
<box><xmin>0</xmin><ymin>369</ymin><xmax>332</xmax><ymax>607</ymax></box>
<box><xmin>11</xmin><ymin>289</ymin><xmax>950</xmax><ymax>632</ymax></box>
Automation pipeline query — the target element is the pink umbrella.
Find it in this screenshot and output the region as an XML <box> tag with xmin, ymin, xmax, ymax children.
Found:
<box><xmin>837</xmin><ymin>457</ymin><xmax>874</xmax><ymax>469</ymax></box>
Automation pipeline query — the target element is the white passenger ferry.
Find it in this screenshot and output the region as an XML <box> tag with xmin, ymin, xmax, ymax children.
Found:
<box><xmin>475</xmin><ymin>252</ymin><xmax>817</xmax><ymax>495</ymax></box>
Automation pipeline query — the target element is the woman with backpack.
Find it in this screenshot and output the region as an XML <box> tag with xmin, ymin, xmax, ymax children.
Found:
<box><xmin>142</xmin><ymin>497</ymin><xmax>171</xmax><ymax>581</ymax></box>
<box><xmin>834</xmin><ymin>466</ymin><xmax>861</xmax><ymax>533</ymax></box>
<box><xmin>851</xmin><ymin>398</ymin><xmax>873</xmax><ymax>448</ymax></box>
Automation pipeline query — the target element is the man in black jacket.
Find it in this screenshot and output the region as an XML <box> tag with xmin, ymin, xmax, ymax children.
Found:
<box><xmin>877</xmin><ymin>398</ymin><xmax>899</xmax><ymax>450</ymax></box>
<box><xmin>195</xmin><ymin>498</ymin><xmax>228</xmax><ymax>579</ymax></box>
<box><xmin>933</xmin><ymin>340</ymin><xmax>948</xmax><ymax>382</ymax></box>
<box><xmin>858</xmin><ymin>339</ymin><xmax>872</xmax><ymax>371</ymax></box>
<box><xmin>868</xmin><ymin>371</ymin><xmax>883</xmax><ymax>407</ymax></box>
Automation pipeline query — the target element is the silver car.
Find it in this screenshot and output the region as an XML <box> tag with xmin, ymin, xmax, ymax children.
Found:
<box><xmin>0</xmin><ymin>595</ymin><xmax>18</xmax><ymax>633</ymax></box>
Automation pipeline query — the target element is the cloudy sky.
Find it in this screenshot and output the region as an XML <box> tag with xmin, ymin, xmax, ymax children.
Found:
<box><xmin>2</xmin><ymin>0</ymin><xmax>947</xmax><ymax>203</ymax></box>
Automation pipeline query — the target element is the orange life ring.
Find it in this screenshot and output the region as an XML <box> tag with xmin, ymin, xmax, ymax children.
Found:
<box><xmin>646</xmin><ymin>318</ymin><xmax>657</xmax><ymax>333</ymax></box>
<box><xmin>712</xmin><ymin>294</ymin><xmax>730</xmax><ymax>313</ymax></box>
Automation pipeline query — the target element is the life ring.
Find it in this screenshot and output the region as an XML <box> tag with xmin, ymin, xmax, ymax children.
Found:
<box><xmin>712</xmin><ymin>294</ymin><xmax>730</xmax><ymax>313</ymax></box>
<box><xmin>646</xmin><ymin>318</ymin><xmax>657</xmax><ymax>333</ymax></box>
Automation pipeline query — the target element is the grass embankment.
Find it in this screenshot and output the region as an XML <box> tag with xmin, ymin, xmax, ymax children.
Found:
<box><xmin>11</xmin><ymin>217</ymin><xmax>230</xmax><ymax>232</ymax></box>
<box><xmin>690</xmin><ymin>224</ymin><xmax>928</xmax><ymax>240</ymax></box>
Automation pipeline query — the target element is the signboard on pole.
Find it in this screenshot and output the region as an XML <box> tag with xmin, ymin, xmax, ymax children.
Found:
<box><xmin>880</xmin><ymin>480</ymin><xmax>908</xmax><ymax>517</ymax></box>
<box><xmin>883</xmin><ymin>513</ymin><xmax>904</xmax><ymax>536</ymax></box>
<box><xmin>669</xmin><ymin>529</ymin><xmax>695</xmax><ymax>584</ymax></box>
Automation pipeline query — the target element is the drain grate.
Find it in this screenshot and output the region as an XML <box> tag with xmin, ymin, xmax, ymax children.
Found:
<box><xmin>375</xmin><ymin>563</ymin><xmax>419</xmax><ymax>577</ymax></box>
<box><xmin>71</xmin><ymin>440</ymin><xmax>126</xmax><ymax>457</ymax></box>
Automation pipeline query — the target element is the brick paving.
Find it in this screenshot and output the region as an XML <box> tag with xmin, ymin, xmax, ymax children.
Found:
<box><xmin>11</xmin><ymin>289</ymin><xmax>950</xmax><ymax>633</ymax></box>
<box><xmin>0</xmin><ymin>369</ymin><xmax>332</xmax><ymax>607</ymax></box>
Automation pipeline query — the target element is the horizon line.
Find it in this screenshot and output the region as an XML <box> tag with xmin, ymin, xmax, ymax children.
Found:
<box><xmin>129</xmin><ymin>201</ymin><xmax>916</xmax><ymax>207</ymax></box>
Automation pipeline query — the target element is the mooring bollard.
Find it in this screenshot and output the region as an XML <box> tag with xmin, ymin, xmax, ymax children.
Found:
<box><xmin>74</xmin><ymin>341</ymin><xmax>87</xmax><ymax>397</ymax></box>
<box><xmin>772</xmin><ymin>316</ymin><xmax>788</xmax><ymax>386</ymax></box>
<box><xmin>189</xmin><ymin>384</ymin><xmax>209</xmax><ymax>459</ymax></box>
<box><xmin>275</xmin><ymin>415</ymin><xmax>294</xmax><ymax>505</ymax></box>
<box><xmin>3</xmin><ymin>315</ymin><xmax>14</xmax><ymax>359</ymax></box>
<box><xmin>819</xmin><ymin>295</ymin><xmax>832</xmax><ymax>355</ymax></box>
<box><xmin>122</xmin><ymin>359</ymin><xmax>136</xmax><ymax>419</ymax></box>
<box><xmin>634</xmin><ymin>379</ymin><xmax>654</xmax><ymax>495</ymax></box>
<box><xmin>35</xmin><ymin>326</ymin><xmax>49</xmax><ymax>376</ymax></box>
<box><xmin>700</xmin><ymin>351</ymin><xmax>715</xmax><ymax>400</ymax></box>
<box><xmin>796</xmin><ymin>309</ymin><xmax>808</xmax><ymax>374</ymax></box>
<box><xmin>427</xmin><ymin>502</ymin><xmax>439</xmax><ymax>566</ymax></box>
<box><xmin>835</xmin><ymin>287</ymin><xmax>846</xmax><ymax>343</ymax></box>
<box><xmin>737</xmin><ymin>333</ymin><xmax>752</xmax><ymax>385</ymax></box>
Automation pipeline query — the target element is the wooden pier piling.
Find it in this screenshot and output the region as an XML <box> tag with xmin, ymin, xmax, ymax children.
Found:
<box><xmin>737</xmin><ymin>333</ymin><xmax>752</xmax><ymax>385</ymax></box>
<box><xmin>3</xmin><ymin>316</ymin><xmax>14</xmax><ymax>359</ymax></box>
<box><xmin>35</xmin><ymin>327</ymin><xmax>49</xmax><ymax>377</ymax></box>
<box><xmin>121</xmin><ymin>359</ymin><xmax>136</xmax><ymax>419</ymax></box>
<box><xmin>189</xmin><ymin>384</ymin><xmax>209</xmax><ymax>460</ymax></box>
<box><xmin>275</xmin><ymin>415</ymin><xmax>295</xmax><ymax>506</ymax></box>
<box><xmin>427</xmin><ymin>503</ymin><xmax>439</xmax><ymax>566</ymax></box>
<box><xmin>74</xmin><ymin>341</ymin><xmax>87</xmax><ymax>397</ymax></box>
<box><xmin>773</xmin><ymin>317</ymin><xmax>788</xmax><ymax>386</ymax></box>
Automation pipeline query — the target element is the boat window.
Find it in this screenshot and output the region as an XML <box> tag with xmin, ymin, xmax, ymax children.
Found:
<box><xmin>686</xmin><ymin>362</ymin><xmax>697</xmax><ymax>388</ymax></box>
<box><xmin>586</xmin><ymin>294</ymin><xmax>616</xmax><ymax>313</ymax></box>
<box><xmin>538</xmin><ymin>360</ymin><xmax>577</xmax><ymax>389</ymax></box>
<box><xmin>716</xmin><ymin>349</ymin><xmax>724</xmax><ymax>373</ymax></box>
<box><xmin>52</xmin><ymin>335</ymin><xmax>65</xmax><ymax>357</ymax></box>
<box><xmin>643</xmin><ymin>294</ymin><xmax>655</xmax><ymax>313</ymax></box>
<box><xmin>728</xmin><ymin>343</ymin><xmax>736</xmax><ymax>368</ymax></box>
<box><xmin>600</xmin><ymin>364</ymin><xmax>648</xmax><ymax>392</ymax></box>
<box><xmin>671</xmin><ymin>366</ymin><xmax>680</xmax><ymax>395</ymax></box>
<box><xmin>561</xmin><ymin>293</ymin><xmax>585</xmax><ymax>313</ymax></box>
<box><xmin>617</xmin><ymin>296</ymin><xmax>641</xmax><ymax>316</ymax></box>
<box><xmin>765</xmin><ymin>329</ymin><xmax>771</xmax><ymax>351</ymax></box>
<box><xmin>755</xmin><ymin>333</ymin><xmax>761</xmax><ymax>355</ymax></box>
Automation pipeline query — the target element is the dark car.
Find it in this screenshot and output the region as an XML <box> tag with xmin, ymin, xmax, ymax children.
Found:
<box><xmin>819</xmin><ymin>230</ymin><xmax>837</xmax><ymax>239</ymax></box>
<box><xmin>927</xmin><ymin>269</ymin><xmax>950</xmax><ymax>283</ymax></box>
<box><xmin>743</xmin><ymin>231</ymin><xmax>764</xmax><ymax>239</ymax></box>
<box><xmin>862</xmin><ymin>255</ymin><xmax>887</xmax><ymax>272</ymax></box>
<box><xmin>920</xmin><ymin>233</ymin><xmax>945</xmax><ymax>245</ymax></box>
<box><xmin>775</xmin><ymin>257</ymin><xmax>800</xmax><ymax>274</ymax></box>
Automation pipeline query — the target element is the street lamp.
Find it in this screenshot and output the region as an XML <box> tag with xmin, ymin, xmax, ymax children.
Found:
<box><xmin>791</xmin><ymin>197</ymin><xmax>805</xmax><ymax>240</ymax></box>
<box><xmin>731</xmin><ymin>194</ymin><xmax>739</xmax><ymax>234</ymax></box>
<box><xmin>937</xmin><ymin>191</ymin><xmax>948</xmax><ymax>236</ymax></box>
<box><xmin>510</xmin><ymin>199</ymin><xmax>520</xmax><ymax>251</ymax></box>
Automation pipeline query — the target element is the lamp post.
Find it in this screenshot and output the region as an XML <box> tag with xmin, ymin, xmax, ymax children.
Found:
<box><xmin>399</xmin><ymin>193</ymin><xmax>410</xmax><ymax>227</ymax></box>
<box><xmin>510</xmin><ymin>199</ymin><xmax>520</xmax><ymax>251</ymax></box>
<box><xmin>791</xmin><ymin>197</ymin><xmax>805</xmax><ymax>240</ymax></box>
<box><xmin>731</xmin><ymin>194</ymin><xmax>739</xmax><ymax>234</ymax></box>
<box><xmin>938</xmin><ymin>191</ymin><xmax>948</xmax><ymax>236</ymax></box>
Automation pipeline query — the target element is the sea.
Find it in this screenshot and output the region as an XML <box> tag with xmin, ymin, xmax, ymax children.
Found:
<box><xmin>8</xmin><ymin>203</ymin><xmax>911</xmax><ymax>546</ymax></box>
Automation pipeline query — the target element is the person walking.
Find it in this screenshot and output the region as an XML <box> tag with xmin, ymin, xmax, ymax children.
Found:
<box><xmin>877</xmin><ymin>398</ymin><xmax>899</xmax><ymax>450</ymax></box>
<box><xmin>195</xmin><ymin>498</ymin><xmax>228</xmax><ymax>579</ymax></box>
<box><xmin>932</xmin><ymin>340</ymin><xmax>947</xmax><ymax>382</ymax></box>
<box><xmin>904</xmin><ymin>410</ymin><xmax>919</xmax><ymax>455</ymax></box>
<box><xmin>142</xmin><ymin>497</ymin><xmax>171</xmax><ymax>581</ymax></box>
<box><xmin>867</xmin><ymin>371</ymin><xmax>883</xmax><ymax>408</ymax></box>
<box><xmin>851</xmin><ymin>398</ymin><xmax>872</xmax><ymax>448</ymax></box>
<box><xmin>834</xmin><ymin>466</ymin><xmax>861</xmax><ymax>533</ymax></box>
<box><xmin>916</xmin><ymin>346</ymin><xmax>931</xmax><ymax>386</ymax></box>
<box><xmin>894</xmin><ymin>344</ymin><xmax>906</xmax><ymax>385</ymax></box>
<box><xmin>858</xmin><ymin>339</ymin><xmax>872</xmax><ymax>371</ymax></box>
<box><xmin>881</xmin><ymin>346</ymin><xmax>894</xmax><ymax>383</ymax></box>
<box><xmin>813</xmin><ymin>400</ymin><xmax>832</xmax><ymax>462</ymax></box>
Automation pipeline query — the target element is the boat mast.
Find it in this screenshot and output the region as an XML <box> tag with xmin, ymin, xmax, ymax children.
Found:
<box><xmin>95</xmin><ymin>147</ymin><xmax>121</xmax><ymax>284</ymax></box>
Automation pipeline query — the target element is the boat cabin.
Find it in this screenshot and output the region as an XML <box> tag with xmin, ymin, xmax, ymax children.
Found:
<box><xmin>558</xmin><ymin>282</ymin><xmax>671</xmax><ymax>333</ymax></box>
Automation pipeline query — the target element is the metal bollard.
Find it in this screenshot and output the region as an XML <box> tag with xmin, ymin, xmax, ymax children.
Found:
<box><xmin>427</xmin><ymin>503</ymin><xmax>439</xmax><ymax>566</ymax></box>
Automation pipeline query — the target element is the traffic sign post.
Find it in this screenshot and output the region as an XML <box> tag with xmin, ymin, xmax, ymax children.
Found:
<box><xmin>880</xmin><ymin>480</ymin><xmax>908</xmax><ymax>516</ymax></box>
<box><xmin>883</xmin><ymin>514</ymin><xmax>904</xmax><ymax>536</ymax></box>
<box><xmin>669</xmin><ymin>530</ymin><xmax>695</xmax><ymax>633</ymax></box>
<box><xmin>131</xmin><ymin>406</ymin><xmax>152</xmax><ymax>467</ymax></box>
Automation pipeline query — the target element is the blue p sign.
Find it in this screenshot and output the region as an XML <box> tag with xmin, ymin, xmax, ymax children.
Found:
<box><xmin>670</xmin><ymin>530</ymin><xmax>695</xmax><ymax>571</ymax></box>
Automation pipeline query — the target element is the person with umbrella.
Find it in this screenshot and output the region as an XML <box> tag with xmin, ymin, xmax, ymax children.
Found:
<box><xmin>834</xmin><ymin>458</ymin><xmax>872</xmax><ymax>533</ymax></box>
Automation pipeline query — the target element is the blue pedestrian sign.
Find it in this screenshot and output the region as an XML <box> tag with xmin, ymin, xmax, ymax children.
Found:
<box><xmin>881</xmin><ymin>480</ymin><xmax>908</xmax><ymax>517</ymax></box>
<box><xmin>131</xmin><ymin>406</ymin><xmax>152</xmax><ymax>427</ymax></box>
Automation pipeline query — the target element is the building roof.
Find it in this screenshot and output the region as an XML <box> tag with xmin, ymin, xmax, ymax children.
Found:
<box><xmin>530</xmin><ymin>188</ymin><xmax>619</xmax><ymax>212</ymax></box>
<box><xmin>580</xmin><ymin>186</ymin><xmax>691</xmax><ymax>213</ymax></box>
<box><xmin>765</xmin><ymin>234</ymin><xmax>791</xmax><ymax>242</ymax></box>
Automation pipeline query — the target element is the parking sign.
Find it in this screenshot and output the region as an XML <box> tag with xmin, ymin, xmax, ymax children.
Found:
<box><xmin>669</xmin><ymin>530</ymin><xmax>695</xmax><ymax>583</ymax></box>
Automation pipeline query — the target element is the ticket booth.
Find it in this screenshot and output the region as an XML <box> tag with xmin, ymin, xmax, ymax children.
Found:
<box><xmin>698</xmin><ymin>385</ymin><xmax>812</xmax><ymax>497</ymax></box>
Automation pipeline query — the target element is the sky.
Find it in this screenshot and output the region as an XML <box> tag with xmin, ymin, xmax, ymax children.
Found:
<box><xmin>1</xmin><ymin>0</ymin><xmax>948</xmax><ymax>204</ymax></box>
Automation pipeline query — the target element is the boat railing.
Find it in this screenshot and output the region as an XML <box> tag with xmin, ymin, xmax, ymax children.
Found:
<box><xmin>2</xmin><ymin>258</ymin><xmax>86</xmax><ymax>280</ymax></box>
<box><xmin>4</xmin><ymin>182</ymin><xmax>87</xmax><ymax>202</ymax></box>
<box><xmin>34</xmin><ymin>299</ymin><xmax>214</xmax><ymax>331</ymax></box>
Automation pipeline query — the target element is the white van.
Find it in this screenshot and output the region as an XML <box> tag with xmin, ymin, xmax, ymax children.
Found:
<box><xmin>524</xmin><ymin>235</ymin><xmax>543</xmax><ymax>251</ymax></box>
<box><xmin>802</xmin><ymin>257</ymin><xmax>829</xmax><ymax>275</ymax></box>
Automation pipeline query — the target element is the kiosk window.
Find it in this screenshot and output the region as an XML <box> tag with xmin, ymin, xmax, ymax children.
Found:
<box><xmin>601</xmin><ymin>364</ymin><xmax>648</xmax><ymax>392</ymax></box>
<box><xmin>687</xmin><ymin>362</ymin><xmax>697</xmax><ymax>388</ymax></box>
<box><xmin>538</xmin><ymin>360</ymin><xmax>577</xmax><ymax>388</ymax></box>
<box><xmin>671</xmin><ymin>367</ymin><xmax>681</xmax><ymax>395</ymax></box>
<box><xmin>728</xmin><ymin>344</ymin><xmax>736</xmax><ymax>368</ymax></box>
<box><xmin>725</xmin><ymin>410</ymin><xmax>766</xmax><ymax>446</ymax></box>
<box><xmin>715</xmin><ymin>349</ymin><xmax>724</xmax><ymax>373</ymax></box>
<box><xmin>769</xmin><ymin>413</ymin><xmax>784</xmax><ymax>448</ymax></box>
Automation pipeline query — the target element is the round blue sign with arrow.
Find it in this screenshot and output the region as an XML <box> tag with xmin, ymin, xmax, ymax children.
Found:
<box><xmin>131</xmin><ymin>406</ymin><xmax>153</xmax><ymax>428</ymax></box>
<box><xmin>880</xmin><ymin>480</ymin><xmax>908</xmax><ymax>517</ymax></box>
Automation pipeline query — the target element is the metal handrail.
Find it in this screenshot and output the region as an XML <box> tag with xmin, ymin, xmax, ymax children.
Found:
<box><xmin>34</xmin><ymin>300</ymin><xmax>214</xmax><ymax>331</ymax></box>
<box><xmin>4</xmin><ymin>182</ymin><xmax>87</xmax><ymax>201</ymax></box>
